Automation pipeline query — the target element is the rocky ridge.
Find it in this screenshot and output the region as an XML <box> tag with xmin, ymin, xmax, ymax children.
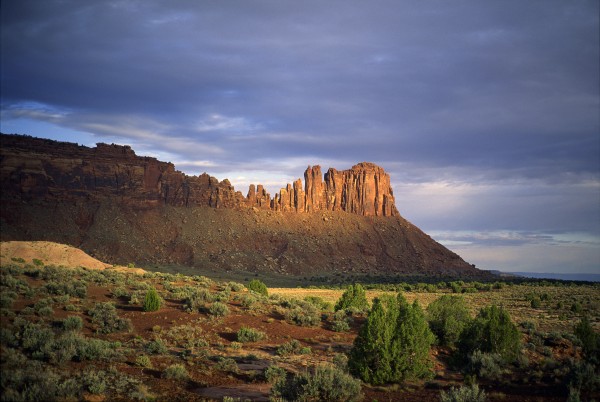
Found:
<box><xmin>0</xmin><ymin>133</ymin><xmax>484</xmax><ymax>278</ymax></box>
<box><xmin>1</xmin><ymin>134</ymin><xmax>397</xmax><ymax>217</ymax></box>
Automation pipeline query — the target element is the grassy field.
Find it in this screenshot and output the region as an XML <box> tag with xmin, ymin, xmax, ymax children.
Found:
<box><xmin>271</xmin><ymin>284</ymin><xmax>600</xmax><ymax>334</ymax></box>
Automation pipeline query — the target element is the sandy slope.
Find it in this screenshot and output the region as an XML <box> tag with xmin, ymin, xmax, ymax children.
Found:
<box><xmin>0</xmin><ymin>241</ymin><xmax>145</xmax><ymax>273</ymax></box>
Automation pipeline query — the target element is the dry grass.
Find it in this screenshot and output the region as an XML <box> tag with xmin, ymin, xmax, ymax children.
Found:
<box><xmin>271</xmin><ymin>285</ymin><xmax>600</xmax><ymax>333</ymax></box>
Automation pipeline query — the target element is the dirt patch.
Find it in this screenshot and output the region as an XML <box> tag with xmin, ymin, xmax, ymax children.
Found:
<box><xmin>0</xmin><ymin>241</ymin><xmax>145</xmax><ymax>274</ymax></box>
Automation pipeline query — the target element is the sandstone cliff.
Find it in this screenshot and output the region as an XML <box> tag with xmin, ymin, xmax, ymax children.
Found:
<box><xmin>0</xmin><ymin>133</ymin><xmax>484</xmax><ymax>278</ymax></box>
<box><xmin>1</xmin><ymin>134</ymin><xmax>397</xmax><ymax>217</ymax></box>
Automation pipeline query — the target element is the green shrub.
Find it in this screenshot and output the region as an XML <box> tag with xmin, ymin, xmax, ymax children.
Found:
<box><xmin>88</xmin><ymin>302</ymin><xmax>132</xmax><ymax>334</ymax></box>
<box><xmin>465</xmin><ymin>350</ymin><xmax>505</xmax><ymax>380</ymax></box>
<box><xmin>530</xmin><ymin>296</ymin><xmax>542</xmax><ymax>309</ymax></box>
<box><xmin>111</xmin><ymin>286</ymin><xmax>129</xmax><ymax>298</ymax></box>
<box><xmin>427</xmin><ymin>295</ymin><xmax>471</xmax><ymax>347</ymax></box>
<box><xmin>276</xmin><ymin>339</ymin><xmax>305</xmax><ymax>356</ymax></box>
<box><xmin>246</xmin><ymin>279</ymin><xmax>268</xmax><ymax>296</ymax></box>
<box><xmin>0</xmin><ymin>291</ymin><xmax>16</xmax><ymax>308</ymax></box>
<box><xmin>574</xmin><ymin>316</ymin><xmax>600</xmax><ymax>363</ymax></box>
<box><xmin>62</xmin><ymin>316</ymin><xmax>83</xmax><ymax>332</ymax></box>
<box><xmin>284</xmin><ymin>304</ymin><xmax>321</xmax><ymax>327</ymax></box>
<box><xmin>458</xmin><ymin>305</ymin><xmax>521</xmax><ymax>363</ymax></box>
<box><xmin>214</xmin><ymin>357</ymin><xmax>239</xmax><ymax>373</ymax></box>
<box><xmin>44</xmin><ymin>279</ymin><xmax>88</xmax><ymax>298</ymax></box>
<box><xmin>305</xmin><ymin>296</ymin><xmax>334</xmax><ymax>311</ymax></box>
<box><xmin>227</xmin><ymin>281</ymin><xmax>246</xmax><ymax>292</ymax></box>
<box><xmin>143</xmin><ymin>288</ymin><xmax>162</xmax><ymax>312</ymax></box>
<box><xmin>450</xmin><ymin>282</ymin><xmax>463</xmax><ymax>293</ymax></box>
<box><xmin>19</xmin><ymin>321</ymin><xmax>55</xmax><ymax>360</ymax></box>
<box><xmin>209</xmin><ymin>301</ymin><xmax>230</xmax><ymax>317</ymax></box>
<box><xmin>163</xmin><ymin>364</ymin><xmax>189</xmax><ymax>380</ymax></box>
<box><xmin>135</xmin><ymin>355</ymin><xmax>153</xmax><ymax>368</ymax></box>
<box><xmin>333</xmin><ymin>353</ymin><xmax>349</xmax><ymax>372</ymax></box>
<box><xmin>182</xmin><ymin>288</ymin><xmax>214</xmax><ymax>312</ymax></box>
<box><xmin>1</xmin><ymin>348</ymin><xmax>79</xmax><ymax>400</ymax></box>
<box><xmin>567</xmin><ymin>360</ymin><xmax>599</xmax><ymax>397</ymax></box>
<box><xmin>145</xmin><ymin>338</ymin><xmax>168</xmax><ymax>354</ymax></box>
<box><xmin>237</xmin><ymin>326</ymin><xmax>266</xmax><ymax>343</ymax></box>
<box><xmin>571</xmin><ymin>302</ymin><xmax>583</xmax><ymax>313</ymax></box>
<box><xmin>271</xmin><ymin>363</ymin><xmax>363</xmax><ymax>402</ymax></box>
<box><xmin>264</xmin><ymin>365</ymin><xmax>287</xmax><ymax>383</ymax></box>
<box><xmin>32</xmin><ymin>258</ymin><xmax>44</xmax><ymax>266</ymax></box>
<box><xmin>331</xmin><ymin>310</ymin><xmax>352</xmax><ymax>332</ymax></box>
<box><xmin>334</xmin><ymin>284</ymin><xmax>368</xmax><ymax>312</ymax></box>
<box><xmin>348</xmin><ymin>293</ymin><xmax>435</xmax><ymax>384</ymax></box>
<box><xmin>439</xmin><ymin>383</ymin><xmax>487</xmax><ymax>402</ymax></box>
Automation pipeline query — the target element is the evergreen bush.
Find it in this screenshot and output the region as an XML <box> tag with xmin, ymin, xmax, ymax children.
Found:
<box><xmin>143</xmin><ymin>288</ymin><xmax>162</xmax><ymax>312</ymax></box>
<box><xmin>457</xmin><ymin>305</ymin><xmax>520</xmax><ymax>363</ymax></box>
<box><xmin>427</xmin><ymin>295</ymin><xmax>471</xmax><ymax>347</ymax></box>
<box><xmin>574</xmin><ymin>316</ymin><xmax>600</xmax><ymax>363</ymax></box>
<box><xmin>246</xmin><ymin>279</ymin><xmax>268</xmax><ymax>296</ymax></box>
<box><xmin>334</xmin><ymin>283</ymin><xmax>369</xmax><ymax>312</ymax></box>
<box><xmin>348</xmin><ymin>293</ymin><xmax>435</xmax><ymax>384</ymax></box>
<box><xmin>163</xmin><ymin>364</ymin><xmax>189</xmax><ymax>380</ymax></box>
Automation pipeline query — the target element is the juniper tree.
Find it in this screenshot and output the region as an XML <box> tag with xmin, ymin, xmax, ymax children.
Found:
<box><xmin>334</xmin><ymin>283</ymin><xmax>369</xmax><ymax>312</ymax></box>
<box><xmin>246</xmin><ymin>279</ymin><xmax>268</xmax><ymax>296</ymax></box>
<box><xmin>458</xmin><ymin>304</ymin><xmax>520</xmax><ymax>362</ymax></box>
<box><xmin>143</xmin><ymin>288</ymin><xmax>161</xmax><ymax>312</ymax></box>
<box><xmin>349</xmin><ymin>293</ymin><xmax>435</xmax><ymax>384</ymax></box>
<box><xmin>426</xmin><ymin>295</ymin><xmax>471</xmax><ymax>347</ymax></box>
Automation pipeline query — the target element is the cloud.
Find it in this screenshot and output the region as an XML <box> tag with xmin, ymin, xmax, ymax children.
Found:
<box><xmin>1</xmin><ymin>0</ymin><xmax>598</xmax><ymax>273</ymax></box>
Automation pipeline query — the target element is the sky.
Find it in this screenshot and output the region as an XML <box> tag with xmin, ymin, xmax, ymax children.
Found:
<box><xmin>1</xmin><ymin>0</ymin><xmax>599</xmax><ymax>274</ymax></box>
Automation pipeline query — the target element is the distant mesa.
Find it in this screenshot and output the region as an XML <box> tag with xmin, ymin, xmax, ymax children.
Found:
<box><xmin>0</xmin><ymin>133</ymin><xmax>398</xmax><ymax>217</ymax></box>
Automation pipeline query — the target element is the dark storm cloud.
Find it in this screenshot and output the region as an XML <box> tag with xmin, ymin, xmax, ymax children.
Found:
<box><xmin>1</xmin><ymin>0</ymin><xmax>599</xmax><ymax>272</ymax></box>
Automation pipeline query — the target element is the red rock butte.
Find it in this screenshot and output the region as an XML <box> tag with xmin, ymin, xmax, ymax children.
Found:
<box><xmin>0</xmin><ymin>133</ymin><xmax>487</xmax><ymax>278</ymax></box>
<box><xmin>1</xmin><ymin>134</ymin><xmax>397</xmax><ymax>217</ymax></box>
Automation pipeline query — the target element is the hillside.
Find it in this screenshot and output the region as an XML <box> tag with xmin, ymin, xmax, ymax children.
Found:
<box><xmin>0</xmin><ymin>133</ymin><xmax>486</xmax><ymax>279</ymax></box>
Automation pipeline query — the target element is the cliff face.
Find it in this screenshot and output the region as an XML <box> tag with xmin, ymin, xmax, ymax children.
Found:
<box><xmin>0</xmin><ymin>133</ymin><xmax>484</xmax><ymax>278</ymax></box>
<box><xmin>1</xmin><ymin>134</ymin><xmax>397</xmax><ymax>217</ymax></box>
<box><xmin>0</xmin><ymin>134</ymin><xmax>244</xmax><ymax>208</ymax></box>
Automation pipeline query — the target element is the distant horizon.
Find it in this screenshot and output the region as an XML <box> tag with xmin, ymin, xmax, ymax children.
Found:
<box><xmin>496</xmin><ymin>270</ymin><xmax>600</xmax><ymax>283</ymax></box>
<box><xmin>1</xmin><ymin>1</ymin><xmax>598</xmax><ymax>275</ymax></box>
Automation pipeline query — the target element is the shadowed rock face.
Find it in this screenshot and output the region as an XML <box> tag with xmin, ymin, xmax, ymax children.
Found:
<box><xmin>0</xmin><ymin>133</ymin><xmax>485</xmax><ymax>277</ymax></box>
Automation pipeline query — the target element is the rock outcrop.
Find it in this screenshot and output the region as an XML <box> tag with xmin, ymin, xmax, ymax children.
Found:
<box><xmin>0</xmin><ymin>133</ymin><xmax>486</xmax><ymax>278</ymax></box>
<box><xmin>1</xmin><ymin>134</ymin><xmax>397</xmax><ymax>217</ymax></box>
